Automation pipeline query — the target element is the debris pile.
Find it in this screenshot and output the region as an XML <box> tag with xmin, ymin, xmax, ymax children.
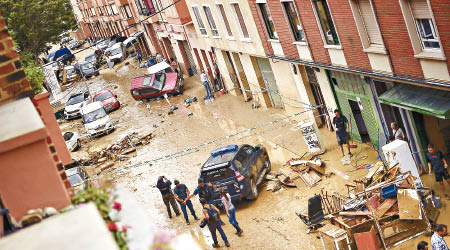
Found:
<box><xmin>296</xmin><ymin>161</ymin><xmax>437</xmax><ymax>249</ymax></box>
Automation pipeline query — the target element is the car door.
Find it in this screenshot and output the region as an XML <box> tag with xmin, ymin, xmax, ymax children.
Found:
<box><xmin>241</xmin><ymin>145</ymin><xmax>259</xmax><ymax>177</ymax></box>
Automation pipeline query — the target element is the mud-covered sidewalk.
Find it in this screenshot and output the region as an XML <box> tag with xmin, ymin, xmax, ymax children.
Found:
<box><xmin>59</xmin><ymin>60</ymin><xmax>450</xmax><ymax>250</ymax></box>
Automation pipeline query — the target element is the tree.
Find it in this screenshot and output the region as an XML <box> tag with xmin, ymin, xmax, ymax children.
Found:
<box><xmin>0</xmin><ymin>0</ymin><xmax>77</xmax><ymax>58</ymax></box>
<box><xmin>21</xmin><ymin>52</ymin><xmax>45</xmax><ymax>94</ymax></box>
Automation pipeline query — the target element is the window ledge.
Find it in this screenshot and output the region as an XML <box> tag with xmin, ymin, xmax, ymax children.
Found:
<box><xmin>212</xmin><ymin>35</ymin><xmax>221</xmax><ymax>39</ymax></box>
<box><xmin>200</xmin><ymin>34</ymin><xmax>209</xmax><ymax>38</ymax></box>
<box><xmin>324</xmin><ymin>45</ymin><xmax>342</xmax><ymax>50</ymax></box>
<box><xmin>363</xmin><ymin>46</ymin><xmax>387</xmax><ymax>55</ymax></box>
<box><xmin>293</xmin><ymin>41</ymin><xmax>308</xmax><ymax>46</ymax></box>
<box><xmin>268</xmin><ymin>39</ymin><xmax>280</xmax><ymax>43</ymax></box>
<box><xmin>414</xmin><ymin>51</ymin><xmax>446</xmax><ymax>61</ymax></box>
<box><xmin>226</xmin><ymin>36</ymin><xmax>235</xmax><ymax>41</ymax></box>
<box><xmin>240</xmin><ymin>38</ymin><xmax>252</xmax><ymax>43</ymax></box>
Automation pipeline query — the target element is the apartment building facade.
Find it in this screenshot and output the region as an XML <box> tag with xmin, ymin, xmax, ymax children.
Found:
<box><xmin>248</xmin><ymin>0</ymin><xmax>450</xmax><ymax>169</ymax></box>
<box><xmin>186</xmin><ymin>0</ymin><xmax>310</xmax><ymax>117</ymax></box>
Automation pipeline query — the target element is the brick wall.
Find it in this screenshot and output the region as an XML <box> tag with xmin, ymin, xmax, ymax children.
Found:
<box><xmin>0</xmin><ymin>10</ymin><xmax>33</xmax><ymax>105</ymax></box>
<box><xmin>328</xmin><ymin>0</ymin><xmax>371</xmax><ymax>69</ymax></box>
<box><xmin>429</xmin><ymin>0</ymin><xmax>450</xmax><ymax>72</ymax></box>
<box><xmin>372</xmin><ymin>0</ymin><xmax>423</xmax><ymax>77</ymax></box>
<box><xmin>248</xmin><ymin>0</ymin><xmax>273</xmax><ymax>56</ymax></box>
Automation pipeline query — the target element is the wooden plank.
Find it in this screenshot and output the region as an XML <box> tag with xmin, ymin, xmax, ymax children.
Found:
<box><xmin>279</xmin><ymin>166</ymin><xmax>300</xmax><ymax>180</ymax></box>
<box><xmin>374</xmin><ymin>198</ymin><xmax>397</xmax><ymax>218</ymax></box>
<box><xmin>397</xmin><ymin>189</ymin><xmax>421</xmax><ymax>220</ymax></box>
<box><xmin>339</xmin><ymin>211</ymin><xmax>372</xmax><ymax>216</ymax></box>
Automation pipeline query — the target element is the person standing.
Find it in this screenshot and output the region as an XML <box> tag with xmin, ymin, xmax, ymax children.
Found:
<box><xmin>173</xmin><ymin>180</ymin><xmax>199</xmax><ymax>225</ymax></box>
<box><xmin>200</xmin><ymin>71</ymin><xmax>213</xmax><ymax>100</ymax></box>
<box><xmin>427</xmin><ymin>144</ymin><xmax>450</xmax><ymax>198</ymax></box>
<box><xmin>220</xmin><ymin>189</ymin><xmax>243</xmax><ymax>236</ymax></box>
<box><xmin>431</xmin><ymin>224</ymin><xmax>449</xmax><ymax>250</ymax></box>
<box><xmin>187</xmin><ymin>178</ymin><xmax>215</xmax><ymax>202</ymax></box>
<box><xmin>156</xmin><ymin>176</ymin><xmax>180</xmax><ymax>219</ymax></box>
<box><xmin>332</xmin><ymin>109</ymin><xmax>351</xmax><ymax>156</ymax></box>
<box><xmin>200</xmin><ymin>198</ymin><xmax>230</xmax><ymax>248</ymax></box>
<box><xmin>156</xmin><ymin>53</ymin><xmax>163</xmax><ymax>63</ymax></box>
<box><xmin>136</xmin><ymin>51</ymin><xmax>142</xmax><ymax>63</ymax></box>
<box><xmin>391</xmin><ymin>122</ymin><xmax>406</xmax><ymax>141</ymax></box>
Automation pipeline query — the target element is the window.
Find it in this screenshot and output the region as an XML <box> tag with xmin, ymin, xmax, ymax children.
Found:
<box><xmin>106</xmin><ymin>5</ymin><xmax>112</xmax><ymax>15</ymax></box>
<box><xmin>97</xmin><ymin>7</ymin><xmax>103</xmax><ymax>16</ymax></box>
<box><xmin>192</xmin><ymin>6</ymin><xmax>207</xmax><ymax>36</ymax></box>
<box><xmin>90</xmin><ymin>7</ymin><xmax>96</xmax><ymax>16</ymax></box>
<box><xmin>230</xmin><ymin>3</ymin><xmax>249</xmax><ymax>39</ymax></box>
<box><xmin>351</xmin><ymin>0</ymin><xmax>383</xmax><ymax>48</ymax></box>
<box><xmin>282</xmin><ymin>1</ymin><xmax>305</xmax><ymax>42</ymax></box>
<box><xmin>312</xmin><ymin>0</ymin><xmax>339</xmax><ymax>45</ymax></box>
<box><xmin>216</xmin><ymin>4</ymin><xmax>233</xmax><ymax>37</ymax></box>
<box><xmin>203</xmin><ymin>6</ymin><xmax>219</xmax><ymax>37</ymax></box>
<box><xmin>111</xmin><ymin>4</ymin><xmax>119</xmax><ymax>15</ymax></box>
<box><xmin>257</xmin><ymin>3</ymin><xmax>278</xmax><ymax>40</ymax></box>
<box><xmin>409</xmin><ymin>0</ymin><xmax>440</xmax><ymax>50</ymax></box>
<box><xmin>121</xmin><ymin>4</ymin><xmax>133</xmax><ymax>19</ymax></box>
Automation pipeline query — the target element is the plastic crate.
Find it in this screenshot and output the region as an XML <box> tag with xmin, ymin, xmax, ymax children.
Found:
<box><xmin>381</xmin><ymin>184</ymin><xmax>398</xmax><ymax>199</ymax></box>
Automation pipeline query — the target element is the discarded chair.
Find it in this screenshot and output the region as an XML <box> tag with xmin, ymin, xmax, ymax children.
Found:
<box><xmin>296</xmin><ymin>195</ymin><xmax>325</xmax><ymax>233</ymax></box>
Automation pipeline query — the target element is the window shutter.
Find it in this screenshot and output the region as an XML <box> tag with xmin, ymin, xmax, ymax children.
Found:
<box><xmin>358</xmin><ymin>0</ymin><xmax>383</xmax><ymax>46</ymax></box>
<box><xmin>410</xmin><ymin>0</ymin><xmax>431</xmax><ymax>19</ymax></box>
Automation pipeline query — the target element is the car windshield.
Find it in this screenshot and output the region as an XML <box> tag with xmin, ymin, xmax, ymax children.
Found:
<box><xmin>152</xmin><ymin>73</ymin><xmax>166</xmax><ymax>90</ymax></box>
<box><xmin>83</xmin><ymin>107</ymin><xmax>107</xmax><ymax>123</ymax></box>
<box><xmin>201</xmin><ymin>166</ymin><xmax>235</xmax><ymax>183</ymax></box>
<box><xmin>111</xmin><ymin>48</ymin><xmax>122</xmax><ymax>56</ymax></box>
<box><xmin>67</xmin><ymin>95</ymin><xmax>84</xmax><ymax>105</ymax></box>
<box><xmin>68</xmin><ymin>174</ymin><xmax>83</xmax><ymax>186</ymax></box>
<box><xmin>95</xmin><ymin>92</ymin><xmax>113</xmax><ymax>101</ymax></box>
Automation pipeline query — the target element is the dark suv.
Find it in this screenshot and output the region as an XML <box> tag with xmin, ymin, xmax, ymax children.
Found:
<box><xmin>200</xmin><ymin>144</ymin><xmax>271</xmax><ymax>209</ymax></box>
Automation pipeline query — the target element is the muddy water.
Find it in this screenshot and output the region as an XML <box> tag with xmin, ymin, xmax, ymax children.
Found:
<box><xmin>60</xmin><ymin>60</ymin><xmax>446</xmax><ymax>249</ymax></box>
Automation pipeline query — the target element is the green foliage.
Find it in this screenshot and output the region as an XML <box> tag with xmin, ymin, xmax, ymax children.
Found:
<box><xmin>20</xmin><ymin>52</ymin><xmax>44</xmax><ymax>94</ymax></box>
<box><xmin>0</xmin><ymin>0</ymin><xmax>77</xmax><ymax>57</ymax></box>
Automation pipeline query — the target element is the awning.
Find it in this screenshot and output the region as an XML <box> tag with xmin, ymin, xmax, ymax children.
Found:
<box><xmin>379</xmin><ymin>84</ymin><xmax>450</xmax><ymax>119</ymax></box>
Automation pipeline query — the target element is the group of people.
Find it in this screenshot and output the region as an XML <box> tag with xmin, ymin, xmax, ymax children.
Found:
<box><xmin>200</xmin><ymin>62</ymin><xmax>224</xmax><ymax>101</ymax></box>
<box><xmin>416</xmin><ymin>224</ymin><xmax>449</xmax><ymax>250</ymax></box>
<box><xmin>156</xmin><ymin>176</ymin><xmax>243</xmax><ymax>248</ymax></box>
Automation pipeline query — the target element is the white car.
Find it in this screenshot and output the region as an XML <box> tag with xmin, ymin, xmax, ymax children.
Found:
<box><xmin>64</xmin><ymin>92</ymin><xmax>89</xmax><ymax>120</ymax></box>
<box><xmin>81</xmin><ymin>101</ymin><xmax>114</xmax><ymax>137</ymax></box>
<box><xmin>66</xmin><ymin>167</ymin><xmax>88</xmax><ymax>191</ymax></box>
<box><xmin>108</xmin><ymin>42</ymin><xmax>124</xmax><ymax>64</ymax></box>
<box><xmin>62</xmin><ymin>131</ymin><xmax>80</xmax><ymax>152</ymax></box>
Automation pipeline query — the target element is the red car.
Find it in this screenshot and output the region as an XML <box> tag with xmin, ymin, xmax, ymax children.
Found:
<box><xmin>93</xmin><ymin>90</ymin><xmax>120</xmax><ymax>112</ymax></box>
<box><xmin>130</xmin><ymin>62</ymin><xmax>183</xmax><ymax>101</ymax></box>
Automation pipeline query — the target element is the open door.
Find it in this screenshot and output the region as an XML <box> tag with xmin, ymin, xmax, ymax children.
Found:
<box><xmin>349</xmin><ymin>99</ymin><xmax>371</xmax><ymax>143</ymax></box>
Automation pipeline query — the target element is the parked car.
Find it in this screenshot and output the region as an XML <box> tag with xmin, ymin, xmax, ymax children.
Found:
<box><xmin>96</xmin><ymin>39</ymin><xmax>109</xmax><ymax>51</ymax></box>
<box><xmin>199</xmin><ymin>144</ymin><xmax>271</xmax><ymax>209</ymax></box>
<box><xmin>93</xmin><ymin>90</ymin><xmax>120</xmax><ymax>112</ymax></box>
<box><xmin>123</xmin><ymin>37</ymin><xmax>138</xmax><ymax>57</ymax></box>
<box><xmin>85</xmin><ymin>50</ymin><xmax>103</xmax><ymax>68</ymax></box>
<box><xmin>74</xmin><ymin>61</ymin><xmax>99</xmax><ymax>78</ymax></box>
<box><xmin>64</xmin><ymin>92</ymin><xmax>89</xmax><ymax>120</ymax></box>
<box><xmin>130</xmin><ymin>62</ymin><xmax>183</xmax><ymax>101</ymax></box>
<box><xmin>66</xmin><ymin>167</ymin><xmax>89</xmax><ymax>191</ymax></box>
<box><xmin>62</xmin><ymin>131</ymin><xmax>80</xmax><ymax>152</ymax></box>
<box><xmin>60</xmin><ymin>36</ymin><xmax>71</xmax><ymax>43</ymax></box>
<box><xmin>68</xmin><ymin>40</ymin><xmax>80</xmax><ymax>50</ymax></box>
<box><xmin>81</xmin><ymin>101</ymin><xmax>114</xmax><ymax>137</ymax></box>
<box><xmin>108</xmin><ymin>42</ymin><xmax>124</xmax><ymax>64</ymax></box>
<box><xmin>64</xmin><ymin>65</ymin><xmax>77</xmax><ymax>83</ymax></box>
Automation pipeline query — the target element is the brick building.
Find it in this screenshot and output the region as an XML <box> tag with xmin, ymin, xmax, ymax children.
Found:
<box><xmin>0</xmin><ymin>11</ymin><xmax>72</xmax><ymax>222</ymax></box>
<box><xmin>248</xmin><ymin>0</ymin><xmax>450</xmax><ymax>169</ymax></box>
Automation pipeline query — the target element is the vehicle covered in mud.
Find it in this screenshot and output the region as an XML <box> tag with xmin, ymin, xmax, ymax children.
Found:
<box><xmin>74</xmin><ymin>61</ymin><xmax>99</xmax><ymax>79</ymax></box>
<box><xmin>130</xmin><ymin>62</ymin><xmax>183</xmax><ymax>101</ymax></box>
<box><xmin>64</xmin><ymin>92</ymin><xmax>89</xmax><ymax>120</ymax></box>
<box><xmin>66</xmin><ymin>167</ymin><xmax>89</xmax><ymax>191</ymax></box>
<box><xmin>81</xmin><ymin>101</ymin><xmax>114</xmax><ymax>137</ymax></box>
<box><xmin>62</xmin><ymin>131</ymin><xmax>80</xmax><ymax>152</ymax></box>
<box><xmin>93</xmin><ymin>90</ymin><xmax>120</xmax><ymax>113</ymax></box>
<box><xmin>200</xmin><ymin>144</ymin><xmax>271</xmax><ymax>208</ymax></box>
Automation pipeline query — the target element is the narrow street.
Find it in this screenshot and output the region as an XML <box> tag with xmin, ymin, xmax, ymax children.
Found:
<box><xmin>59</xmin><ymin>59</ymin><xmax>381</xmax><ymax>249</ymax></box>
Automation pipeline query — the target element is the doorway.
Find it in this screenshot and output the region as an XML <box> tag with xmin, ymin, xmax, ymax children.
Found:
<box><xmin>349</xmin><ymin>100</ymin><xmax>371</xmax><ymax>143</ymax></box>
<box><xmin>305</xmin><ymin>66</ymin><xmax>327</xmax><ymax>126</ymax></box>
<box><xmin>223</xmin><ymin>51</ymin><xmax>242</xmax><ymax>95</ymax></box>
<box><xmin>255</xmin><ymin>57</ymin><xmax>283</xmax><ymax>108</ymax></box>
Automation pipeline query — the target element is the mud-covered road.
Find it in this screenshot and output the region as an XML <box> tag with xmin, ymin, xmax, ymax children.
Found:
<box><xmin>59</xmin><ymin>59</ymin><xmax>446</xmax><ymax>250</ymax></box>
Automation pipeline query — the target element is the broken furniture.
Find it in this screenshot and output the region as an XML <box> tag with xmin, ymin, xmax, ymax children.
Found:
<box><xmin>354</xmin><ymin>226</ymin><xmax>380</xmax><ymax>250</ymax></box>
<box><xmin>296</xmin><ymin>195</ymin><xmax>325</xmax><ymax>233</ymax></box>
<box><xmin>318</xmin><ymin>223</ymin><xmax>351</xmax><ymax>250</ymax></box>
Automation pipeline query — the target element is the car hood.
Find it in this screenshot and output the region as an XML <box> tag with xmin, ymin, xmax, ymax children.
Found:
<box><xmin>85</xmin><ymin>115</ymin><xmax>110</xmax><ymax>130</ymax></box>
<box><xmin>101</xmin><ymin>97</ymin><xmax>116</xmax><ymax>106</ymax></box>
<box><xmin>65</xmin><ymin>102</ymin><xmax>83</xmax><ymax>112</ymax></box>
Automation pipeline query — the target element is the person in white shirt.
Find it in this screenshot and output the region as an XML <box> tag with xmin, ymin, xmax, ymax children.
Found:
<box><xmin>431</xmin><ymin>224</ymin><xmax>450</xmax><ymax>250</ymax></box>
<box><xmin>200</xmin><ymin>71</ymin><xmax>213</xmax><ymax>100</ymax></box>
<box><xmin>391</xmin><ymin>122</ymin><xmax>406</xmax><ymax>141</ymax></box>
<box><xmin>220</xmin><ymin>189</ymin><xmax>243</xmax><ymax>236</ymax></box>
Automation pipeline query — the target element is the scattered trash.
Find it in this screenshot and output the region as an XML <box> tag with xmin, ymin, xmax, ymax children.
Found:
<box><xmin>188</xmin><ymin>112</ymin><xmax>193</xmax><ymax>116</ymax></box>
<box><xmin>184</xmin><ymin>96</ymin><xmax>197</xmax><ymax>105</ymax></box>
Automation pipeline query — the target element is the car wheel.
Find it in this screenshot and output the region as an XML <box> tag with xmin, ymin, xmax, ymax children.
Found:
<box><xmin>248</xmin><ymin>178</ymin><xmax>258</xmax><ymax>200</ymax></box>
<box><xmin>264</xmin><ymin>157</ymin><xmax>271</xmax><ymax>173</ymax></box>
<box><xmin>75</xmin><ymin>140</ymin><xmax>81</xmax><ymax>151</ymax></box>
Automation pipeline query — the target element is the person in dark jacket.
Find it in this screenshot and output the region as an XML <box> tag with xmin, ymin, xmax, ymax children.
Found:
<box><xmin>173</xmin><ymin>180</ymin><xmax>199</xmax><ymax>225</ymax></box>
<box><xmin>156</xmin><ymin>176</ymin><xmax>180</xmax><ymax>218</ymax></box>
<box><xmin>200</xmin><ymin>198</ymin><xmax>230</xmax><ymax>248</ymax></box>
